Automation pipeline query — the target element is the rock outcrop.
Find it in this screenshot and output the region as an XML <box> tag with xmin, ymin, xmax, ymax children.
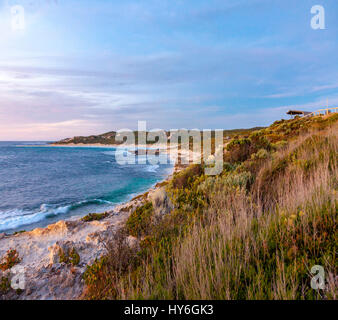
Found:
<box><xmin>148</xmin><ymin>187</ymin><xmax>173</xmax><ymax>217</ymax></box>
<box><xmin>0</xmin><ymin>196</ymin><xmax>145</xmax><ymax>300</ymax></box>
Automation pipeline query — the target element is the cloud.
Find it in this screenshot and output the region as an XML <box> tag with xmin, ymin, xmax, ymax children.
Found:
<box><xmin>271</xmin><ymin>95</ymin><xmax>338</xmax><ymax>112</ymax></box>
<box><xmin>0</xmin><ymin>119</ymin><xmax>101</xmax><ymax>141</ymax></box>
<box><xmin>0</xmin><ymin>0</ymin><xmax>338</xmax><ymax>139</ymax></box>
<box><xmin>311</xmin><ymin>83</ymin><xmax>338</xmax><ymax>92</ymax></box>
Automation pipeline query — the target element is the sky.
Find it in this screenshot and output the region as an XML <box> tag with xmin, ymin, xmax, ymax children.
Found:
<box><xmin>0</xmin><ymin>0</ymin><xmax>337</xmax><ymax>140</ymax></box>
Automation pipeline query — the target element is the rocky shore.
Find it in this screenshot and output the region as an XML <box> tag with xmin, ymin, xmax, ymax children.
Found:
<box><xmin>0</xmin><ymin>195</ymin><xmax>146</xmax><ymax>300</ymax></box>
<box><xmin>0</xmin><ymin>147</ymin><xmax>191</xmax><ymax>300</ymax></box>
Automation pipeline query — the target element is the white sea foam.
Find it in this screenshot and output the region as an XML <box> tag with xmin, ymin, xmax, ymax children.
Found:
<box><xmin>0</xmin><ymin>199</ymin><xmax>114</xmax><ymax>232</ymax></box>
<box><xmin>145</xmin><ymin>164</ymin><xmax>159</xmax><ymax>172</ymax></box>
<box><xmin>0</xmin><ymin>205</ymin><xmax>71</xmax><ymax>232</ymax></box>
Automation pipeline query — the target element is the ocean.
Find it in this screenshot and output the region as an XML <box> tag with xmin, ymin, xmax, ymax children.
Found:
<box><xmin>0</xmin><ymin>142</ymin><xmax>173</xmax><ymax>233</ymax></box>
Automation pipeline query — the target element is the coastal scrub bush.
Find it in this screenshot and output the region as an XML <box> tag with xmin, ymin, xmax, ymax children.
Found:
<box><xmin>225</xmin><ymin>132</ymin><xmax>273</xmax><ymax>164</ymax></box>
<box><xmin>272</xmin><ymin>140</ymin><xmax>288</xmax><ymax>150</ymax></box>
<box><xmin>197</xmin><ymin>176</ymin><xmax>216</xmax><ymax>196</ymax></box>
<box><xmin>222</xmin><ymin>171</ymin><xmax>254</xmax><ymax>189</ymax></box>
<box><xmin>58</xmin><ymin>247</ymin><xmax>80</xmax><ymax>266</ymax></box>
<box><xmin>0</xmin><ymin>276</ymin><xmax>11</xmax><ymax>294</ymax></box>
<box><xmin>167</xmin><ymin>174</ymin><xmax>206</xmax><ymax>211</ymax></box>
<box><xmin>82</xmin><ymin>212</ymin><xmax>109</xmax><ymax>222</ymax></box>
<box><xmin>126</xmin><ymin>202</ymin><xmax>154</xmax><ymax>237</ymax></box>
<box><xmin>0</xmin><ymin>249</ymin><xmax>21</xmax><ymax>271</ymax></box>
<box><xmin>132</xmin><ymin>192</ymin><xmax>149</xmax><ymax>202</ymax></box>
<box><xmin>249</xmin><ymin>131</ymin><xmax>272</xmax><ymax>151</ymax></box>
<box><xmin>82</xmin><ymin>229</ymin><xmax>138</xmax><ymax>299</ymax></box>
<box><xmin>170</xmin><ymin>164</ymin><xmax>203</xmax><ymax>190</ymax></box>
<box><xmin>225</xmin><ymin>138</ymin><xmax>252</xmax><ymax>163</ymax></box>
<box><xmin>251</xmin><ymin>148</ymin><xmax>269</xmax><ymax>160</ymax></box>
<box><xmin>13</xmin><ymin>230</ymin><xmax>26</xmax><ymax>235</ymax></box>
<box><xmin>223</xmin><ymin>162</ymin><xmax>236</xmax><ymax>172</ymax></box>
<box><xmin>83</xmin><ymin>257</ymin><xmax>106</xmax><ymax>287</ymax></box>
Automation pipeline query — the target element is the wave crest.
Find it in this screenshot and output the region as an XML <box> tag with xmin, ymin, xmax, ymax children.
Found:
<box><xmin>0</xmin><ymin>198</ymin><xmax>114</xmax><ymax>232</ymax></box>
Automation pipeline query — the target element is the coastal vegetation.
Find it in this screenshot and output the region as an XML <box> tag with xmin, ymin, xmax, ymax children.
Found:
<box><xmin>126</xmin><ymin>202</ymin><xmax>154</xmax><ymax>238</ymax></box>
<box><xmin>13</xmin><ymin>230</ymin><xmax>26</xmax><ymax>235</ymax></box>
<box><xmin>81</xmin><ymin>212</ymin><xmax>109</xmax><ymax>222</ymax></box>
<box><xmin>81</xmin><ymin>114</ymin><xmax>338</xmax><ymax>300</ymax></box>
<box><xmin>58</xmin><ymin>247</ymin><xmax>80</xmax><ymax>266</ymax></box>
<box><xmin>0</xmin><ymin>276</ymin><xmax>11</xmax><ymax>294</ymax></box>
<box><xmin>52</xmin><ymin>128</ymin><xmax>264</xmax><ymax>146</ymax></box>
<box><xmin>0</xmin><ymin>249</ymin><xmax>21</xmax><ymax>271</ymax></box>
<box><xmin>0</xmin><ymin>249</ymin><xmax>22</xmax><ymax>296</ymax></box>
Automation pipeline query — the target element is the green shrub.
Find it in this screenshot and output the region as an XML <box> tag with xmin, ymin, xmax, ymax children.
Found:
<box><xmin>167</xmin><ymin>173</ymin><xmax>206</xmax><ymax>210</ymax></box>
<box><xmin>13</xmin><ymin>230</ymin><xmax>26</xmax><ymax>235</ymax></box>
<box><xmin>58</xmin><ymin>247</ymin><xmax>80</xmax><ymax>266</ymax></box>
<box><xmin>197</xmin><ymin>176</ymin><xmax>216</xmax><ymax>195</ymax></box>
<box><xmin>249</xmin><ymin>131</ymin><xmax>272</xmax><ymax>151</ymax></box>
<box><xmin>83</xmin><ymin>257</ymin><xmax>107</xmax><ymax>287</ymax></box>
<box><xmin>126</xmin><ymin>202</ymin><xmax>154</xmax><ymax>237</ymax></box>
<box><xmin>82</xmin><ymin>229</ymin><xmax>138</xmax><ymax>300</ymax></box>
<box><xmin>222</xmin><ymin>171</ymin><xmax>254</xmax><ymax>189</ymax></box>
<box><xmin>272</xmin><ymin>140</ymin><xmax>288</xmax><ymax>150</ymax></box>
<box><xmin>225</xmin><ymin>138</ymin><xmax>252</xmax><ymax>163</ymax></box>
<box><xmin>0</xmin><ymin>249</ymin><xmax>21</xmax><ymax>271</ymax></box>
<box><xmin>251</xmin><ymin>148</ymin><xmax>269</xmax><ymax>160</ymax></box>
<box><xmin>223</xmin><ymin>162</ymin><xmax>236</xmax><ymax>172</ymax></box>
<box><xmin>170</xmin><ymin>164</ymin><xmax>203</xmax><ymax>189</ymax></box>
<box><xmin>225</xmin><ymin>132</ymin><xmax>272</xmax><ymax>164</ymax></box>
<box><xmin>82</xmin><ymin>212</ymin><xmax>109</xmax><ymax>222</ymax></box>
<box><xmin>226</xmin><ymin>138</ymin><xmax>251</xmax><ymax>151</ymax></box>
<box><xmin>0</xmin><ymin>276</ymin><xmax>11</xmax><ymax>294</ymax></box>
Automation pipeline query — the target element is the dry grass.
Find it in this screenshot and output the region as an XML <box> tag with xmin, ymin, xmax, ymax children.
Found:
<box><xmin>83</xmin><ymin>116</ymin><xmax>338</xmax><ymax>300</ymax></box>
<box><xmin>172</xmin><ymin>127</ymin><xmax>337</xmax><ymax>300</ymax></box>
<box><xmin>82</xmin><ymin>228</ymin><xmax>138</xmax><ymax>300</ymax></box>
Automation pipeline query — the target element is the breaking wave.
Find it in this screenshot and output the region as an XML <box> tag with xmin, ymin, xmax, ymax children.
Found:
<box><xmin>0</xmin><ymin>199</ymin><xmax>113</xmax><ymax>232</ymax></box>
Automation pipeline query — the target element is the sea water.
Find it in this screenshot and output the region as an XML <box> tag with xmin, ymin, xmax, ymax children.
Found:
<box><xmin>0</xmin><ymin>142</ymin><xmax>172</xmax><ymax>233</ymax></box>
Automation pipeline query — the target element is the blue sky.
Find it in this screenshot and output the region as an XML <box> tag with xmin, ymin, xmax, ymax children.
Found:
<box><xmin>0</xmin><ymin>0</ymin><xmax>337</xmax><ymax>140</ymax></box>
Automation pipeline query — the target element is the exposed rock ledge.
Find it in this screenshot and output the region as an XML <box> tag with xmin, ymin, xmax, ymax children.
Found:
<box><xmin>0</xmin><ymin>197</ymin><xmax>145</xmax><ymax>300</ymax></box>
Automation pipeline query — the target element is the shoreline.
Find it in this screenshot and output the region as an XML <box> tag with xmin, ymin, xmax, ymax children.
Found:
<box><xmin>2</xmin><ymin>141</ymin><xmax>190</xmax><ymax>235</ymax></box>
<box><xmin>38</xmin><ymin>142</ymin><xmax>176</xmax><ymax>148</ymax></box>
<box><xmin>0</xmin><ymin>157</ymin><xmax>177</xmax><ymax>236</ymax></box>
<box><xmin>3</xmin><ymin>142</ymin><xmax>182</xmax><ymax>234</ymax></box>
<box><xmin>0</xmin><ymin>147</ymin><xmax>187</xmax><ymax>300</ymax></box>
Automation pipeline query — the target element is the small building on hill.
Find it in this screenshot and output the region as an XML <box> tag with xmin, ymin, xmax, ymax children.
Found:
<box><xmin>286</xmin><ymin>110</ymin><xmax>312</xmax><ymax>118</ymax></box>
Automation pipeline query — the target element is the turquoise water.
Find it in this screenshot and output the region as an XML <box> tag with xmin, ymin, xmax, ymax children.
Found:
<box><xmin>0</xmin><ymin>142</ymin><xmax>172</xmax><ymax>233</ymax></box>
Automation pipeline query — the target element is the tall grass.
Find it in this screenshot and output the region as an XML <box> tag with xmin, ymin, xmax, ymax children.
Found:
<box><xmin>171</xmin><ymin>131</ymin><xmax>337</xmax><ymax>300</ymax></box>
<box><xmin>83</xmin><ymin>118</ymin><xmax>337</xmax><ymax>300</ymax></box>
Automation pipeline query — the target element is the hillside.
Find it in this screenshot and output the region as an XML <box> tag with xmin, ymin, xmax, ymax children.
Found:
<box><xmin>52</xmin><ymin>127</ymin><xmax>265</xmax><ymax>146</ymax></box>
<box><xmin>53</xmin><ymin>130</ymin><xmax>130</xmax><ymax>145</ymax></box>
<box><xmin>82</xmin><ymin>114</ymin><xmax>338</xmax><ymax>300</ymax></box>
